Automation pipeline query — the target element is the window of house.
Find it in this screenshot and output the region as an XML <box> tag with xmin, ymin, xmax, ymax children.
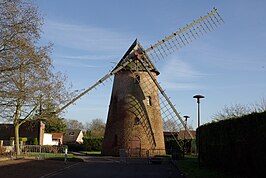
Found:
<box><xmin>69</xmin><ymin>132</ymin><xmax>74</xmax><ymax>136</ymax></box>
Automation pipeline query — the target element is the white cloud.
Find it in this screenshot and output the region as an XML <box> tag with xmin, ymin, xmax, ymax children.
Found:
<box><xmin>43</xmin><ymin>20</ymin><xmax>134</xmax><ymax>53</ymax></box>
<box><xmin>56</xmin><ymin>54</ymin><xmax>120</xmax><ymax>61</ymax></box>
<box><xmin>158</xmin><ymin>57</ymin><xmax>204</xmax><ymax>90</ymax></box>
<box><xmin>161</xmin><ymin>81</ymin><xmax>203</xmax><ymax>90</ymax></box>
<box><xmin>53</xmin><ymin>59</ymin><xmax>104</xmax><ymax>68</ymax></box>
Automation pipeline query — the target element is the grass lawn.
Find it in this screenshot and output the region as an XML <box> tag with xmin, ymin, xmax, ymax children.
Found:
<box><xmin>176</xmin><ymin>155</ymin><xmax>244</xmax><ymax>178</ymax></box>
<box><xmin>19</xmin><ymin>152</ymin><xmax>83</xmax><ymax>162</ymax></box>
<box><xmin>80</xmin><ymin>151</ymin><xmax>101</xmax><ymax>156</ymax></box>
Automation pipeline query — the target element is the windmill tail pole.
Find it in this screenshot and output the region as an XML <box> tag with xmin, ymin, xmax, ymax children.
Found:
<box><xmin>55</xmin><ymin>57</ymin><xmax>134</xmax><ymax>114</ymax></box>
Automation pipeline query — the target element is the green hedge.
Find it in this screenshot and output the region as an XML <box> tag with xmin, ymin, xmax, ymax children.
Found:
<box><xmin>198</xmin><ymin>111</ymin><xmax>266</xmax><ymax>176</ymax></box>
<box><xmin>83</xmin><ymin>137</ymin><xmax>103</xmax><ymax>151</ymax></box>
<box><xmin>67</xmin><ymin>137</ymin><xmax>103</xmax><ymax>152</ymax></box>
<box><xmin>67</xmin><ymin>143</ymin><xmax>84</xmax><ymax>152</ymax></box>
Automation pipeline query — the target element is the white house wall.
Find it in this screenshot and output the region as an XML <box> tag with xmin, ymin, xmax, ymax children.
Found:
<box><xmin>43</xmin><ymin>133</ymin><xmax>58</xmax><ymax>145</ymax></box>
<box><xmin>76</xmin><ymin>132</ymin><xmax>84</xmax><ymax>144</ymax></box>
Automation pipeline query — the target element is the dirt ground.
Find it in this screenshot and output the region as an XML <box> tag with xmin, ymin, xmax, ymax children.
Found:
<box><xmin>0</xmin><ymin>159</ymin><xmax>78</xmax><ymax>178</ymax></box>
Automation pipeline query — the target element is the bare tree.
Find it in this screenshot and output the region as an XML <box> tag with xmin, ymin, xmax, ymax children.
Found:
<box><xmin>212</xmin><ymin>103</ymin><xmax>252</xmax><ymax>121</ymax></box>
<box><xmin>0</xmin><ymin>0</ymin><xmax>72</xmax><ymax>155</ymax></box>
<box><xmin>65</xmin><ymin>119</ymin><xmax>84</xmax><ymax>130</ymax></box>
<box><xmin>212</xmin><ymin>96</ymin><xmax>266</xmax><ymax>121</ymax></box>
<box><xmin>251</xmin><ymin>96</ymin><xmax>266</xmax><ymax>113</ymax></box>
<box><xmin>85</xmin><ymin>118</ymin><xmax>105</xmax><ymax>138</ymax></box>
<box><xmin>163</xmin><ymin>119</ymin><xmax>180</xmax><ymax>132</ymax></box>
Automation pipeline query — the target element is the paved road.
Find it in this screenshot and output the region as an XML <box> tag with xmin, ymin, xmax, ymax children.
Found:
<box><xmin>42</xmin><ymin>156</ymin><xmax>183</xmax><ymax>178</ymax></box>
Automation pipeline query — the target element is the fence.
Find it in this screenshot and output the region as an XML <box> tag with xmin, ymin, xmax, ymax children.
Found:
<box><xmin>0</xmin><ymin>144</ymin><xmax>68</xmax><ymax>161</ymax></box>
<box><xmin>119</xmin><ymin>148</ymin><xmax>175</xmax><ymax>164</ymax></box>
<box><xmin>20</xmin><ymin>145</ymin><xmax>68</xmax><ymax>160</ymax></box>
<box><xmin>119</xmin><ymin>148</ymin><xmax>180</xmax><ymax>158</ymax></box>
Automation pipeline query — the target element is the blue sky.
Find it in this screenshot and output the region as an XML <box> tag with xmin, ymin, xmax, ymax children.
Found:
<box><xmin>36</xmin><ymin>0</ymin><xmax>266</xmax><ymax>129</ymax></box>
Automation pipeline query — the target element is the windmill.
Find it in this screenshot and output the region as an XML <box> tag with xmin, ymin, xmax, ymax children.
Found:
<box><xmin>57</xmin><ymin>8</ymin><xmax>224</xmax><ymax>157</ymax></box>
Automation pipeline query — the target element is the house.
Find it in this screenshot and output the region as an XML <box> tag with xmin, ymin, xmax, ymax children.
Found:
<box><xmin>43</xmin><ymin>133</ymin><xmax>63</xmax><ymax>145</ymax></box>
<box><xmin>163</xmin><ymin>130</ymin><xmax>196</xmax><ymax>140</ymax></box>
<box><xmin>163</xmin><ymin>131</ymin><xmax>179</xmax><ymax>140</ymax></box>
<box><xmin>164</xmin><ymin>130</ymin><xmax>196</xmax><ymax>154</ymax></box>
<box><xmin>0</xmin><ymin>120</ymin><xmax>45</xmax><ymax>145</ymax></box>
<box><xmin>178</xmin><ymin>130</ymin><xmax>196</xmax><ymax>154</ymax></box>
<box><xmin>52</xmin><ymin>133</ymin><xmax>64</xmax><ymax>145</ymax></box>
<box><xmin>43</xmin><ymin>133</ymin><xmax>54</xmax><ymax>145</ymax></box>
<box><xmin>63</xmin><ymin>129</ymin><xmax>83</xmax><ymax>144</ymax></box>
<box><xmin>177</xmin><ymin>130</ymin><xmax>196</xmax><ymax>140</ymax></box>
<box><xmin>0</xmin><ymin>121</ymin><xmax>84</xmax><ymax>146</ymax></box>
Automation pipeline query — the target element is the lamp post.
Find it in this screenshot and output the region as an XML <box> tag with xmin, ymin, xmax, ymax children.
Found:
<box><xmin>193</xmin><ymin>94</ymin><xmax>205</xmax><ymax>167</ymax></box>
<box><xmin>183</xmin><ymin>115</ymin><xmax>190</xmax><ymax>155</ymax></box>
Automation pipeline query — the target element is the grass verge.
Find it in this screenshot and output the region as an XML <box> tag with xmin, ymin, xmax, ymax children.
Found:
<box><xmin>175</xmin><ymin>155</ymin><xmax>244</xmax><ymax>178</ymax></box>
<box><xmin>47</xmin><ymin>156</ymin><xmax>83</xmax><ymax>162</ymax></box>
<box><xmin>19</xmin><ymin>152</ymin><xmax>83</xmax><ymax>162</ymax></box>
<box><xmin>80</xmin><ymin>151</ymin><xmax>101</xmax><ymax>156</ymax></box>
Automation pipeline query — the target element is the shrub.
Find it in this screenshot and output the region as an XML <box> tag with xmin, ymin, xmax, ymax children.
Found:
<box><xmin>19</xmin><ymin>137</ymin><xmax>28</xmax><ymax>142</ymax></box>
<box><xmin>0</xmin><ymin>146</ymin><xmax>6</xmax><ymax>155</ymax></box>
<box><xmin>33</xmin><ymin>138</ymin><xmax>38</xmax><ymax>145</ymax></box>
<box><xmin>82</xmin><ymin>137</ymin><xmax>103</xmax><ymax>151</ymax></box>
<box><xmin>66</xmin><ymin>143</ymin><xmax>84</xmax><ymax>152</ymax></box>
<box><xmin>199</xmin><ymin>111</ymin><xmax>266</xmax><ymax>177</ymax></box>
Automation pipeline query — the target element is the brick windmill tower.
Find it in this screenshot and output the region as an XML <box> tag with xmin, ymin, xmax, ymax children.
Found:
<box><xmin>101</xmin><ymin>40</ymin><xmax>165</xmax><ymax>156</ymax></box>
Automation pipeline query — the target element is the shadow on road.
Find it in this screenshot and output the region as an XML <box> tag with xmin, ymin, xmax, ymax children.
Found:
<box><xmin>47</xmin><ymin>156</ymin><xmax>184</xmax><ymax>178</ymax></box>
<box><xmin>0</xmin><ymin>159</ymin><xmax>77</xmax><ymax>178</ymax></box>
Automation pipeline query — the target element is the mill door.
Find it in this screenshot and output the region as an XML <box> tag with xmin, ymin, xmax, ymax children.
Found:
<box><xmin>129</xmin><ymin>136</ymin><xmax>141</xmax><ymax>157</ymax></box>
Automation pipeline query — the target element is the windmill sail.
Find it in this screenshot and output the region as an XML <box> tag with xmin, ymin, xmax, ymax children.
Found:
<box><xmin>145</xmin><ymin>8</ymin><xmax>224</xmax><ymax>62</ymax></box>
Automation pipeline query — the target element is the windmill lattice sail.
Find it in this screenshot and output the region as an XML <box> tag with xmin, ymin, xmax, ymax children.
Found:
<box><xmin>145</xmin><ymin>8</ymin><xmax>224</xmax><ymax>62</ymax></box>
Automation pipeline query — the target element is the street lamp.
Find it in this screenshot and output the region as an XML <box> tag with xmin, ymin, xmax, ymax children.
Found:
<box><xmin>193</xmin><ymin>95</ymin><xmax>204</xmax><ymax>127</ymax></box>
<box><xmin>183</xmin><ymin>115</ymin><xmax>190</xmax><ymax>140</ymax></box>
<box><xmin>183</xmin><ymin>115</ymin><xmax>190</xmax><ymax>128</ymax></box>
<box><xmin>193</xmin><ymin>94</ymin><xmax>205</xmax><ymax>167</ymax></box>
<box><xmin>183</xmin><ymin>115</ymin><xmax>190</xmax><ymax>155</ymax></box>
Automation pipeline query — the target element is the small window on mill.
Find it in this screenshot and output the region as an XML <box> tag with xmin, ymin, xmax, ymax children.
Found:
<box><xmin>134</xmin><ymin>75</ymin><xmax>140</xmax><ymax>84</ymax></box>
<box><xmin>146</xmin><ymin>96</ymin><xmax>152</xmax><ymax>106</ymax></box>
<box><xmin>134</xmin><ymin>117</ymin><xmax>140</xmax><ymax>125</ymax></box>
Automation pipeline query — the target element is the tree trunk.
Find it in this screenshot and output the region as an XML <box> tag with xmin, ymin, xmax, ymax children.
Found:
<box><xmin>14</xmin><ymin>124</ymin><xmax>20</xmax><ymax>156</ymax></box>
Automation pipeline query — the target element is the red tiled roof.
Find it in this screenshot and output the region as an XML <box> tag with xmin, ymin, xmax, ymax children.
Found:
<box><xmin>52</xmin><ymin>133</ymin><xmax>63</xmax><ymax>139</ymax></box>
<box><xmin>177</xmin><ymin>130</ymin><xmax>196</xmax><ymax>139</ymax></box>
<box><xmin>163</xmin><ymin>130</ymin><xmax>196</xmax><ymax>140</ymax></box>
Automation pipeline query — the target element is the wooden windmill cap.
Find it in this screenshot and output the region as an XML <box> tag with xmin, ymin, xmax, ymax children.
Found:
<box><xmin>113</xmin><ymin>39</ymin><xmax>160</xmax><ymax>75</ymax></box>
